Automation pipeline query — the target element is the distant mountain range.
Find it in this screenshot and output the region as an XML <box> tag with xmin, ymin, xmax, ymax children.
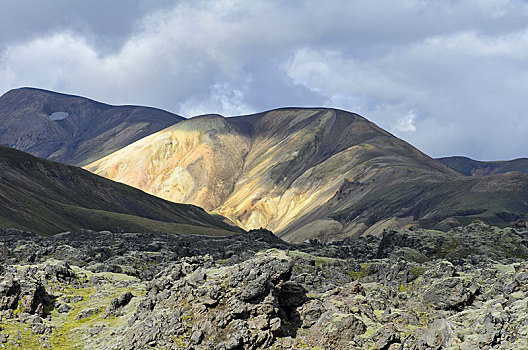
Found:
<box><xmin>1</xmin><ymin>87</ymin><xmax>528</xmax><ymax>241</ymax></box>
<box><xmin>437</xmin><ymin>156</ymin><xmax>528</xmax><ymax>176</ymax></box>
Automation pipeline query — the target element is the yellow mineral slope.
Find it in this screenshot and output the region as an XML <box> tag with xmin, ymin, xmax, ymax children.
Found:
<box><xmin>86</xmin><ymin>115</ymin><xmax>251</xmax><ymax>211</ymax></box>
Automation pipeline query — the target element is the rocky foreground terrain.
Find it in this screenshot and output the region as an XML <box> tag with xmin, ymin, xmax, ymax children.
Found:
<box><xmin>1</xmin><ymin>221</ymin><xmax>528</xmax><ymax>349</ymax></box>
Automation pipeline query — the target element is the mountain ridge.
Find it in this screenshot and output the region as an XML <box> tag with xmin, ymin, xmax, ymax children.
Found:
<box><xmin>437</xmin><ymin>155</ymin><xmax>528</xmax><ymax>176</ymax></box>
<box><xmin>0</xmin><ymin>87</ymin><xmax>184</xmax><ymax>165</ymax></box>
<box><xmin>3</xmin><ymin>88</ymin><xmax>527</xmax><ymax>242</ymax></box>
<box><xmin>86</xmin><ymin>107</ymin><xmax>474</xmax><ymax>241</ymax></box>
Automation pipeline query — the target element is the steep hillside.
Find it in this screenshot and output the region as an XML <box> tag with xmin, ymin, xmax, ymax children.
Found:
<box><xmin>0</xmin><ymin>146</ymin><xmax>238</xmax><ymax>236</ymax></box>
<box><xmin>328</xmin><ymin>171</ymin><xmax>528</xmax><ymax>238</ymax></box>
<box><xmin>89</xmin><ymin>108</ymin><xmax>500</xmax><ymax>241</ymax></box>
<box><xmin>85</xmin><ymin>115</ymin><xmax>253</xmax><ymax>211</ymax></box>
<box><xmin>0</xmin><ymin>88</ymin><xmax>184</xmax><ymax>165</ymax></box>
<box><xmin>438</xmin><ymin>156</ymin><xmax>528</xmax><ymax>176</ymax></box>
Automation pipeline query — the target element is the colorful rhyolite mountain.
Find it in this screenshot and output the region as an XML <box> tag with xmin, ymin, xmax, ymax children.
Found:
<box><xmin>85</xmin><ymin>108</ymin><xmax>528</xmax><ymax>242</ymax></box>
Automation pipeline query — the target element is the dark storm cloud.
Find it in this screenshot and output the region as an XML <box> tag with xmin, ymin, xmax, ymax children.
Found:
<box><xmin>0</xmin><ymin>0</ymin><xmax>174</xmax><ymax>52</ymax></box>
<box><xmin>1</xmin><ymin>0</ymin><xmax>528</xmax><ymax>160</ymax></box>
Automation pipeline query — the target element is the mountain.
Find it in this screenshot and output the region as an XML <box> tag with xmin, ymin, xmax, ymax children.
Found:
<box><xmin>3</xmin><ymin>86</ymin><xmax>525</xmax><ymax>242</ymax></box>
<box><xmin>437</xmin><ymin>156</ymin><xmax>528</xmax><ymax>176</ymax></box>
<box><xmin>0</xmin><ymin>145</ymin><xmax>239</xmax><ymax>236</ymax></box>
<box><xmin>0</xmin><ymin>87</ymin><xmax>184</xmax><ymax>166</ymax></box>
<box><xmin>86</xmin><ymin>107</ymin><xmax>526</xmax><ymax>242</ymax></box>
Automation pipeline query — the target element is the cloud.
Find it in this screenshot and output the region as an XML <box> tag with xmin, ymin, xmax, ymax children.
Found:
<box><xmin>0</xmin><ymin>0</ymin><xmax>177</xmax><ymax>53</ymax></box>
<box><xmin>178</xmin><ymin>82</ymin><xmax>255</xmax><ymax>117</ymax></box>
<box><xmin>1</xmin><ymin>0</ymin><xmax>528</xmax><ymax>159</ymax></box>
<box><xmin>283</xmin><ymin>29</ymin><xmax>528</xmax><ymax>159</ymax></box>
<box><xmin>393</xmin><ymin>112</ymin><xmax>417</xmax><ymax>133</ymax></box>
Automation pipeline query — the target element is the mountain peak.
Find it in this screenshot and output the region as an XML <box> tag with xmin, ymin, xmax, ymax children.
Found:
<box><xmin>86</xmin><ymin>107</ymin><xmax>463</xmax><ymax>241</ymax></box>
<box><xmin>0</xmin><ymin>88</ymin><xmax>183</xmax><ymax>165</ymax></box>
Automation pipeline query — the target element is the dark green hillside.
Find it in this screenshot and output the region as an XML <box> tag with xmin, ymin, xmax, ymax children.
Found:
<box><xmin>329</xmin><ymin>171</ymin><xmax>528</xmax><ymax>238</ymax></box>
<box><xmin>0</xmin><ymin>146</ymin><xmax>240</xmax><ymax>236</ymax></box>
<box><xmin>437</xmin><ymin>156</ymin><xmax>528</xmax><ymax>176</ymax></box>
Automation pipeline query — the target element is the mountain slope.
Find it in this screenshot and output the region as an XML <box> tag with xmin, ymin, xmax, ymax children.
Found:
<box><xmin>0</xmin><ymin>88</ymin><xmax>184</xmax><ymax>166</ymax></box>
<box><xmin>0</xmin><ymin>146</ymin><xmax>239</xmax><ymax>236</ymax></box>
<box><xmin>89</xmin><ymin>108</ymin><xmax>500</xmax><ymax>241</ymax></box>
<box><xmin>437</xmin><ymin>156</ymin><xmax>528</xmax><ymax>176</ymax></box>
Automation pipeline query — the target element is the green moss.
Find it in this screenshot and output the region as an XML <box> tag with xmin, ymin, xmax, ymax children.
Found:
<box><xmin>330</xmin><ymin>300</ymin><xmax>345</xmax><ymax>308</ymax></box>
<box><xmin>410</xmin><ymin>266</ymin><xmax>425</xmax><ymax>277</ymax></box>
<box><xmin>398</xmin><ymin>283</ymin><xmax>410</xmax><ymax>292</ymax></box>
<box><xmin>0</xmin><ymin>321</ymin><xmax>43</xmax><ymax>349</ymax></box>
<box><xmin>48</xmin><ymin>286</ymin><xmax>97</xmax><ymax>349</ymax></box>
<box><xmin>346</xmin><ymin>269</ymin><xmax>368</xmax><ymax>280</ymax></box>
<box><xmin>181</xmin><ymin>314</ymin><xmax>193</xmax><ymax>321</ymax></box>
<box><xmin>170</xmin><ymin>334</ymin><xmax>189</xmax><ymax>348</ymax></box>
<box><xmin>0</xmin><ymin>263</ymin><xmax>146</xmax><ymax>350</ymax></box>
<box><xmin>359</xmin><ymin>263</ymin><xmax>371</xmax><ymax>270</ymax></box>
<box><xmin>346</xmin><ymin>263</ymin><xmax>371</xmax><ymax>281</ymax></box>
<box><xmin>359</xmin><ymin>325</ymin><xmax>379</xmax><ymax>340</ymax></box>
<box><xmin>417</xmin><ymin>311</ymin><xmax>430</xmax><ymax>326</ymax></box>
<box><xmin>293</xmin><ymin>338</ymin><xmax>325</xmax><ymax>349</ymax></box>
<box><xmin>373</xmin><ymin>310</ymin><xmax>384</xmax><ymax>320</ymax></box>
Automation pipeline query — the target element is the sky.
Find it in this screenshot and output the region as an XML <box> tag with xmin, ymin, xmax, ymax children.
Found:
<box><xmin>1</xmin><ymin>0</ymin><xmax>528</xmax><ymax>160</ymax></box>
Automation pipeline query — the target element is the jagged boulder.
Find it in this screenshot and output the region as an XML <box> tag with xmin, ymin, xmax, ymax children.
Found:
<box><xmin>422</xmin><ymin>277</ymin><xmax>480</xmax><ymax>311</ymax></box>
<box><xmin>0</xmin><ymin>273</ymin><xmax>52</xmax><ymax>318</ymax></box>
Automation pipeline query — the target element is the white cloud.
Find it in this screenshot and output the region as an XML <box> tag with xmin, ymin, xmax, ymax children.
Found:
<box><xmin>178</xmin><ymin>82</ymin><xmax>255</xmax><ymax>117</ymax></box>
<box><xmin>393</xmin><ymin>112</ymin><xmax>417</xmax><ymax>133</ymax></box>
<box><xmin>283</xmin><ymin>29</ymin><xmax>528</xmax><ymax>159</ymax></box>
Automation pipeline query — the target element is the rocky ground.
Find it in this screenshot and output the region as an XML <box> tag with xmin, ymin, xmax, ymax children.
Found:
<box><xmin>1</xmin><ymin>221</ymin><xmax>528</xmax><ymax>349</ymax></box>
